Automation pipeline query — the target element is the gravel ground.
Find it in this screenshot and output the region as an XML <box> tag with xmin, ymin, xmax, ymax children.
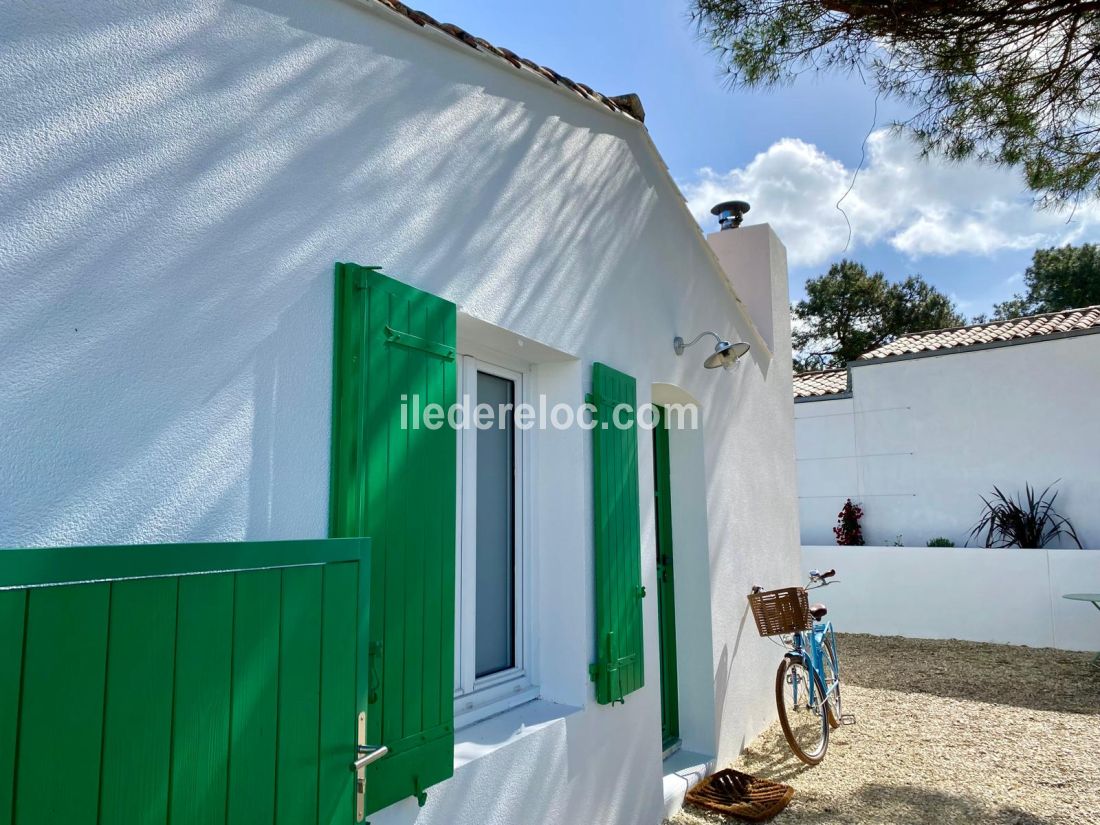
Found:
<box><xmin>668</xmin><ymin>634</ymin><xmax>1100</xmax><ymax>825</ymax></box>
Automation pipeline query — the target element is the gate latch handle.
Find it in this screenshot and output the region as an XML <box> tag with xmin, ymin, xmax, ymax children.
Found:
<box><xmin>351</xmin><ymin>744</ymin><xmax>388</xmax><ymax>771</ymax></box>
<box><xmin>354</xmin><ymin>712</ymin><xmax>383</xmax><ymax>822</ymax></box>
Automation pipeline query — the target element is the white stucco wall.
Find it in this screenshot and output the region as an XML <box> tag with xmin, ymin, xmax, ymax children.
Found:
<box><xmin>0</xmin><ymin>2</ymin><xmax>801</xmax><ymax>824</ymax></box>
<box><xmin>803</xmin><ymin>546</ymin><xmax>1100</xmax><ymax>652</ymax></box>
<box><xmin>796</xmin><ymin>335</ymin><xmax>1100</xmax><ymax>548</ymax></box>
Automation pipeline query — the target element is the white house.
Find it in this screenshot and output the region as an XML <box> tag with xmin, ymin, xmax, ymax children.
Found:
<box><xmin>0</xmin><ymin>2</ymin><xmax>801</xmax><ymax>825</ymax></box>
<box><xmin>794</xmin><ymin>306</ymin><xmax>1100</xmax><ymax>548</ymax></box>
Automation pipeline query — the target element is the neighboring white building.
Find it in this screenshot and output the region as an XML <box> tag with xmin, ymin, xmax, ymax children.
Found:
<box><xmin>794</xmin><ymin>307</ymin><xmax>1100</xmax><ymax>548</ymax></box>
<box><xmin>1</xmin><ymin>3</ymin><xmax>801</xmax><ymax>825</ymax></box>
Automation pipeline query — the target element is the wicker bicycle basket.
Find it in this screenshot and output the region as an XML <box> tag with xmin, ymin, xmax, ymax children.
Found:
<box><xmin>747</xmin><ymin>587</ymin><xmax>812</xmax><ymax>637</ymax></box>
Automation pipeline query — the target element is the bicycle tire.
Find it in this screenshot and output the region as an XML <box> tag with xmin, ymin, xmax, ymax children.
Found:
<box><xmin>775</xmin><ymin>656</ymin><xmax>829</xmax><ymax>765</ymax></box>
<box><xmin>821</xmin><ymin>629</ymin><xmax>842</xmax><ymax>730</ymax></box>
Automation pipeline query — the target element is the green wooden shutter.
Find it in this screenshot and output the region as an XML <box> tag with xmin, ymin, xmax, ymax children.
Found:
<box><xmin>329</xmin><ymin>262</ymin><xmax>457</xmax><ymax>814</ymax></box>
<box><xmin>588</xmin><ymin>362</ymin><xmax>645</xmax><ymax>705</ymax></box>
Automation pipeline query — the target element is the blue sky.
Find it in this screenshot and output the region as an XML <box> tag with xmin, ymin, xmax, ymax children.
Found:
<box><xmin>414</xmin><ymin>0</ymin><xmax>1100</xmax><ymax>319</ymax></box>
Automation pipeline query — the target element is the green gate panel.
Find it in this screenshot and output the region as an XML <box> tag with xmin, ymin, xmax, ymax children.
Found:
<box><xmin>275</xmin><ymin>566</ymin><xmax>324</xmax><ymax>824</ymax></box>
<box><xmin>99</xmin><ymin>578</ymin><xmax>177</xmax><ymax>823</ymax></box>
<box><xmin>170</xmin><ymin>573</ymin><xmax>234</xmax><ymax>825</ymax></box>
<box><xmin>318</xmin><ymin>564</ymin><xmax>359</xmax><ymax>825</ymax></box>
<box><xmin>330</xmin><ymin>262</ymin><xmax>456</xmax><ymax>814</ymax></box>
<box><xmin>226</xmin><ymin>569</ymin><xmax>281</xmax><ymax>825</ymax></box>
<box><xmin>0</xmin><ymin>538</ymin><xmax>370</xmax><ymax>825</ymax></box>
<box><xmin>16</xmin><ymin>583</ymin><xmax>110</xmax><ymax>824</ymax></box>
<box><xmin>588</xmin><ymin>362</ymin><xmax>646</xmax><ymax>705</ymax></box>
<box><xmin>0</xmin><ymin>589</ymin><xmax>26</xmax><ymax>819</ymax></box>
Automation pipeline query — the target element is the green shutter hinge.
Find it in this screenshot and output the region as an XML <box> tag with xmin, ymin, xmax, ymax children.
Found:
<box><xmin>383</xmin><ymin>325</ymin><xmax>456</xmax><ymax>361</ymax></box>
<box><xmin>637</xmin><ymin>586</ymin><xmax>646</xmax><ymax>598</ymax></box>
<box><xmin>347</xmin><ymin>264</ymin><xmax>383</xmax><ymax>289</ymax></box>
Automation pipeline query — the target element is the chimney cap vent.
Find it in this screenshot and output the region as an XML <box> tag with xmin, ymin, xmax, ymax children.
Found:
<box><xmin>711</xmin><ymin>200</ymin><xmax>751</xmax><ymax>230</ymax></box>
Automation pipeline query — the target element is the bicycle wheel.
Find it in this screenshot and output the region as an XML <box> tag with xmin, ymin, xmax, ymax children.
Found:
<box><xmin>775</xmin><ymin>656</ymin><xmax>829</xmax><ymax>765</ymax></box>
<box><xmin>821</xmin><ymin>629</ymin><xmax>842</xmax><ymax>729</ymax></box>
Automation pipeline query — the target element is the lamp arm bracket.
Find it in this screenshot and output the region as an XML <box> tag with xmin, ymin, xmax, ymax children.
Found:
<box><xmin>673</xmin><ymin>331</ymin><xmax>721</xmax><ymax>356</ymax></box>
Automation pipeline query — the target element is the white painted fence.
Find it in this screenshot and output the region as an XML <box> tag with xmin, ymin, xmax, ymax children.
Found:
<box><xmin>802</xmin><ymin>545</ymin><xmax>1100</xmax><ymax>652</ymax></box>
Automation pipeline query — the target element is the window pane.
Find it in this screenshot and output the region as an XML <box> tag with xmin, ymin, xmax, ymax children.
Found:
<box><xmin>474</xmin><ymin>372</ymin><xmax>516</xmax><ymax>678</ymax></box>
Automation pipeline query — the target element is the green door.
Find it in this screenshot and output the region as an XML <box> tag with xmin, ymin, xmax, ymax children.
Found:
<box><xmin>653</xmin><ymin>407</ymin><xmax>680</xmax><ymax>748</ymax></box>
<box><xmin>0</xmin><ymin>538</ymin><xmax>372</xmax><ymax>825</ymax></box>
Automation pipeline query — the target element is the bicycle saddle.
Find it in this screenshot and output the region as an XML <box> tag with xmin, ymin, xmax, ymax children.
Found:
<box><xmin>809</xmin><ymin>603</ymin><xmax>828</xmax><ymax>620</ymax></box>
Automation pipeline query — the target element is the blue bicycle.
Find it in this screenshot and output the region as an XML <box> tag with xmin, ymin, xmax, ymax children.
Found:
<box><xmin>749</xmin><ymin>569</ymin><xmax>843</xmax><ymax>765</ymax></box>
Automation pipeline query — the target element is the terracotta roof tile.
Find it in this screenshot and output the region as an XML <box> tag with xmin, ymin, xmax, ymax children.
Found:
<box><xmin>859</xmin><ymin>305</ymin><xmax>1100</xmax><ymax>360</ymax></box>
<box><xmin>369</xmin><ymin>0</ymin><xmax>644</xmax><ymax>122</ymax></box>
<box><xmin>793</xmin><ymin>369</ymin><xmax>849</xmax><ymax>399</ymax></box>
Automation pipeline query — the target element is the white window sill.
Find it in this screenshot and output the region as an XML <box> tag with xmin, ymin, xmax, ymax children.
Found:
<box><xmin>453</xmin><ymin>698</ymin><xmax>581</xmax><ymax>772</ymax></box>
<box><xmin>454</xmin><ymin>679</ymin><xmax>537</xmax><ymax>731</ymax></box>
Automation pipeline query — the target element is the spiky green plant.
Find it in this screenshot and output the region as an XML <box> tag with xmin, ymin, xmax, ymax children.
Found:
<box><xmin>968</xmin><ymin>482</ymin><xmax>1082</xmax><ymax>549</ymax></box>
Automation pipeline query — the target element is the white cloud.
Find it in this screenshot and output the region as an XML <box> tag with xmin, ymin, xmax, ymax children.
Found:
<box><xmin>679</xmin><ymin>131</ymin><xmax>1100</xmax><ymax>268</ymax></box>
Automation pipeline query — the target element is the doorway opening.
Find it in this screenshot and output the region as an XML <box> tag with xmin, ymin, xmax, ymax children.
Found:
<box><xmin>653</xmin><ymin>405</ymin><xmax>680</xmax><ymax>753</ymax></box>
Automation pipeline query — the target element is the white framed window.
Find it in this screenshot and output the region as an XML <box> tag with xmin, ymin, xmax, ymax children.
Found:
<box><xmin>454</xmin><ymin>353</ymin><xmax>536</xmax><ymax>726</ymax></box>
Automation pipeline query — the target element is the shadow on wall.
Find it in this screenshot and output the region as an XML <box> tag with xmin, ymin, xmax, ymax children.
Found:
<box><xmin>0</xmin><ymin>0</ymin><xmax>700</xmax><ymax>546</ymax></box>
<box><xmin>712</xmin><ymin>607</ymin><xmax>751</xmax><ymax>738</ymax></box>
<box><xmin>244</xmin><ymin>0</ymin><xmax>675</xmax><ymax>345</ymax></box>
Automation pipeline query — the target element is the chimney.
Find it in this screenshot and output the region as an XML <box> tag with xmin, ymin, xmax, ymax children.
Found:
<box><xmin>706</xmin><ymin>201</ymin><xmax>788</xmax><ymax>355</ymax></box>
<box><xmin>710</xmin><ymin>200</ymin><xmax>751</xmax><ymax>230</ymax></box>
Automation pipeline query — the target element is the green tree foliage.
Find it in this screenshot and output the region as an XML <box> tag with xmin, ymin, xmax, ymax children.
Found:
<box><xmin>690</xmin><ymin>0</ymin><xmax>1100</xmax><ymax>204</ymax></box>
<box><xmin>993</xmin><ymin>242</ymin><xmax>1100</xmax><ymax>318</ymax></box>
<box><xmin>793</xmin><ymin>260</ymin><xmax>965</xmax><ymax>370</ymax></box>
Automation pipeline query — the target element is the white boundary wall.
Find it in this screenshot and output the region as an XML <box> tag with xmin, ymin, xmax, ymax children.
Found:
<box><xmin>795</xmin><ymin>334</ymin><xmax>1100</xmax><ymax>549</ymax></box>
<box><xmin>803</xmin><ymin>545</ymin><xmax>1100</xmax><ymax>651</ymax></box>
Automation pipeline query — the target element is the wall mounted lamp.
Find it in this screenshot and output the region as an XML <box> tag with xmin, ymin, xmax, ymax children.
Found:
<box><xmin>673</xmin><ymin>332</ymin><xmax>751</xmax><ymax>370</ymax></box>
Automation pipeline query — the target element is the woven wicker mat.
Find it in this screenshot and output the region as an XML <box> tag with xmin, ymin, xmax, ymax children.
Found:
<box><xmin>684</xmin><ymin>768</ymin><xmax>794</xmax><ymax>821</ymax></box>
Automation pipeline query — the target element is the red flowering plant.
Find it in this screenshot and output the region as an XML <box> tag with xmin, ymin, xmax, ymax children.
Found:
<box><xmin>834</xmin><ymin>499</ymin><xmax>865</xmax><ymax>546</ymax></box>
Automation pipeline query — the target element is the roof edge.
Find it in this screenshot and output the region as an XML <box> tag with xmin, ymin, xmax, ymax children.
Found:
<box><xmin>794</xmin><ymin>390</ymin><xmax>852</xmax><ymax>403</ymax></box>
<box><xmin>792</xmin><ymin>366</ymin><xmax>851</xmax><ymax>400</ymax></box>
<box><xmin>357</xmin><ymin>0</ymin><xmax>645</xmax><ymax>123</ymax></box>
<box><xmin>793</xmin><ymin>368</ymin><xmax>847</xmax><ymax>378</ymax></box>
<box><xmin>851</xmin><ymin>324</ymin><xmax>1100</xmax><ymax>367</ymax></box>
<box><xmin>861</xmin><ymin>303</ymin><xmax>1100</xmax><ymax>359</ymax></box>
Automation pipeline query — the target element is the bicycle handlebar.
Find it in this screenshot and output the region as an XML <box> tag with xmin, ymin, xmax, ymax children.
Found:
<box><xmin>806</xmin><ymin>568</ymin><xmax>838</xmax><ymax>589</ymax></box>
<box><xmin>749</xmin><ymin>569</ymin><xmax>838</xmax><ymax>596</ymax></box>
